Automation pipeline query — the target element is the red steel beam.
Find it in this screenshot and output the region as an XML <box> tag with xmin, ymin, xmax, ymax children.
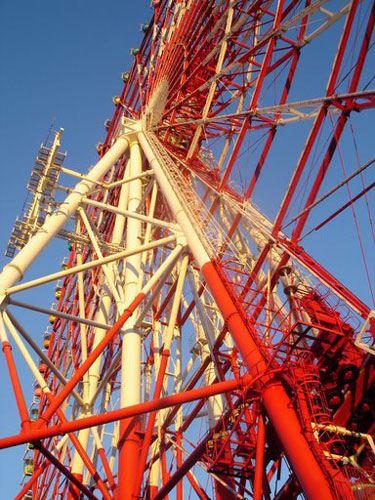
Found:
<box><xmin>253</xmin><ymin>413</ymin><xmax>265</xmax><ymax>500</ymax></box>
<box><xmin>132</xmin><ymin>346</ymin><xmax>172</xmax><ymax>498</ymax></box>
<box><xmin>218</xmin><ymin>0</ymin><xmax>286</xmax><ymax>193</ymax></box>
<box><xmin>200</xmin><ymin>260</ymin><xmax>352</xmax><ymax>500</ymax></box>
<box><xmin>36</xmin><ymin>442</ymin><xmax>98</xmax><ymax>500</ymax></box>
<box><xmin>14</xmin><ymin>464</ymin><xmax>46</xmax><ymax>500</ymax></box>
<box><xmin>152</xmin><ymin>424</ymin><xmax>214</xmax><ymax>500</ymax></box>
<box><xmin>0</xmin><ymin>375</ymin><xmax>252</xmax><ymax>449</ymax></box>
<box><xmin>220</xmin><ymin>5</ymin><xmax>310</xmax><ymax>244</ymax></box>
<box><xmin>277</xmin><ymin>238</ymin><xmax>370</xmax><ymax>318</ymax></box>
<box><xmin>51</xmin><ymin>404</ymin><xmax>112</xmax><ymax>500</ymax></box>
<box><xmin>292</xmin><ymin>1</ymin><xmax>375</xmax><ymax>240</ymax></box>
<box><xmin>37</xmin><ymin>292</ymin><xmax>145</xmax><ymax>426</ymax></box>
<box><xmin>186</xmin><ymin>471</ymin><xmax>210</xmax><ymax>500</ymax></box>
<box><xmin>272</xmin><ymin>0</ymin><xmax>360</xmax><ymax>237</ymax></box>
<box><xmin>1</xmin><ymin>340</ymin><xmax>31</xmax><ymax>431</ymax></box>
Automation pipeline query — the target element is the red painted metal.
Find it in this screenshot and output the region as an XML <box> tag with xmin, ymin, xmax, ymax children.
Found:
<box><xmin>2</xmin><ymin>2</ymin><xmax>375</xmax><ymax>499</ymax></box>
<box><xmin>201</xmin><ymin>260</ymin><xmax>348</xmax><ymax>500</ymax></box>
<box><xmin>253</xmin><ymin>414</ymin><xmax>265</xmax><ymax>500</ymax></box>
<box><xmin>0</xmin><ymin>376</ymin><xmax>252</xmax><ymax>449</ymax></box>
<box><xmin>38</xmin><ymin>292</ymin><xmax>145</xmax><ymax>426</ymax></box>
<box><xmin>36</xmin><ymin>443</ymin><xmax>99</xmax><ymax>500</ymax></box>
<box><xmin>1</xmin><ymin>341</ymin><xmax>30</xmax><ymax>431</ymax></box>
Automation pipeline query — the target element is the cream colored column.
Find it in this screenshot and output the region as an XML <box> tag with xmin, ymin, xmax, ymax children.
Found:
<box><xmin>71</xmin><ymin>161</ymin><xmax>130</xmax><ymax>477</ymax></box>
<box><xmin>121</xmin><ymin>139</ymin><xmax>143</xmax><ymax>408</ymax></box>
<box><xmin>118</xmin><ymin>138</ymin><xmax>143</xmax><ymax>499</ymax></box>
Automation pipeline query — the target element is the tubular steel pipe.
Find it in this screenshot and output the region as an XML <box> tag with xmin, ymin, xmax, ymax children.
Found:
<box><xmin>97</xmin><ymin>447</ymin><xmax>117</xmax><ymax>496</ymax></box>
<box><xmin>3</xmin><ymin>310</ymin><xmax>85</xmax><ymax>408</ymax></box>
<box><xmin>253</xmin><ymin>414</ymin><xmax>265</xmax><ymax>500</ymax></box>
<box><xmin>81</xmin><ymin>196</ymin><xmax>180</xmax><ymax>231</ymax></box>
<box><xmin>132</xmin><ymin>253</ymin><xmax>189</xmax><ymax>499</ymax></box>
<box><xmin>52</xmin><ymin>405</ymin><xmax>112</xmax><ymax>500</ymax></box>
<box><xmin>0</xmin><ymin>136</ymin><xmax>130</xmax><ymax>294</ymax></box>
<box><xmin>0</xmin><ymin>376</ymin><xmax>251</xmax><ymax>449</ymax></box>
<box><xmin>176</xmin><ymin>433</ymin><xmax>183</xmax><ymax>500</ymax></box>
<box><xmin>1</xmin><ymin>339</ymin><xmax>31</xmax><ymax>431</ymax></box>
<box><xmin>14</xmin><ymin>465</ymin><xmax>45</xmax><ymax>500</ymax></box>
<box><xmin>38</xmin><ymin>293</ymin><xmax>145</xmax><ymax>426</ymax></box>
<box><xmin>271</xmin><ymin>0</ymin><xmax>360</xmax><ymax>238</ymax></box>
<box><xmin>72</xmin><ymin>158</ymin><xmax>130</xmax><ymax>481</ymax></box>
<box><xmin>10</xmin><ymin>345</ymin><xmax>114</xmax><ymax>500</ymax></box>
<box><xmin>201</xmin><ymin>261</ymin><xmax>349</xmax><ymax>500</ymax></box>
<box><xmin>119</xmin><ymin>138</ymin><xmax>143</xmax><ymax>500</ymax></box>
<box><xmin>139</xmin><ymin>130</ymin><xmax>348</xmax><ymax>500</ymax></box>
<box><xmin>35</xmin><ymin>442</ymin><xmax>99</xmax><ymax>500</ymax></box>
<box><xmin>292</xmin><ymin>0</ymin><xmax>375</xmax><ymax>241</ymax></box>
<box><xmin>8</xmin><ymin>298</ymin><xmax>112</xmax><ymax>331</ymax></box>
<box><xmin>186</xmin><ymin>471</ymin><xmax>210</xmax><ymax>500</ymax></box>
<box><xmin>5</xmin><ymin>234</ymin><xmax>177</xmax><ymax>296</ymax></box>
<box><xmin>152</xmin><ymin>428</ymin><xmax>214</xmax><ymax>500</ymax></box>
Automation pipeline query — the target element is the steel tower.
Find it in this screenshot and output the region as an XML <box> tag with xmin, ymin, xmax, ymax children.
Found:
<box><xmin>1</xmin><ymin>1</ymin><xmax>375</xmax><ymax>499</ymax></box>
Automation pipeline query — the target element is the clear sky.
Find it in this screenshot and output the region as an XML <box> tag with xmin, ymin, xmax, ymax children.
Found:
<box><xmin>0</xmin><ymin>1</ymin><xmax>375</xmax><ymax>499</ymax></box>
<box><xmin>0</xmin><ymin>2</ymin><xmax>148</xmax><ymax>497</ymax></box>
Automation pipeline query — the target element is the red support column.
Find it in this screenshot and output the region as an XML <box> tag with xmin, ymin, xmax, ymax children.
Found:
<box><xmin>132</xmin><ymin>349</ymin><xmax>170</xmax><ymax>498</ymax></box>
<box><xmin>160</xmin><ymin>436</ymin><xmax>169</xmax><ymax>500</ymax></box>
<box><xmin>97</xmin><ymin>447</ymin><xmax>117</xmax><ymax>497</ymax></box>
<box><xmin>118</xmin><ymin>417</ymin><xmax>142</xmax><ymax>500</ymax></box>
<box><xmin>253</xmin><ymin>414</ymin><xmax>265</xmax><ymax>500</ymax></box>
<box><xmin>176</xmin><ymin>433</ymin><xmax>183</xmax><ymax>500</ymax></box>
<box><xmin>201</xmin><ymin>260</ymin><xmax>353</xmax><ymax>500</ymax></box>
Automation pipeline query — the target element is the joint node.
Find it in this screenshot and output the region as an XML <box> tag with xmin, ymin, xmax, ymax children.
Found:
<box><xmin>176</xmin><ymin>235</ymin><xmax>187</xmax><ymax>248</ymax></box>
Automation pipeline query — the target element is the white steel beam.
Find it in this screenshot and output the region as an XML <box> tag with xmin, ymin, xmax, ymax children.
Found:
<box><xmin>5</xmin><ymin>234</ymin><xmax>178</xmax><ymax>296</ymax></box>
<box><xmin>77</xmin><ymin>206</ymin><xmax>122</xmax><ymax>306</ymax></box>
<box><xmin>0</xmin><ymin>135</ymin><xmax>130</xmax><ymax>297</ymax></box>
<box><xmin>80</xmin><ymin>196</ymin><xmax>180</xmax><ymax>231</ymax></box>
<box><xmin>3</xmin><ymin>310</ymin><xmax>84</xmax><ymax>406</ymax></box>
<box><xmin>8</xmin><ymin>298</ymin><xmax>111</xmax><ymax>331</ymax></box>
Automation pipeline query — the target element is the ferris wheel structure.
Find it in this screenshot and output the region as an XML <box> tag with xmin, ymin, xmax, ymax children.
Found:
<box><xmin>1</xmin><ymin>1</ymin><xmax>375</xmax><ymax>499</ymax></box>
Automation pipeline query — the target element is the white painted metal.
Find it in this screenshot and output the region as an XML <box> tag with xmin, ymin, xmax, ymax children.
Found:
<box><xmin>76</xmin><ymin>244</ymin><xmax>89</xmax><ymax>402</ymax></box>
<box><xmin>6</xmin><ymin>235</ymin><xmax>178</xmax><ymax>296</ymax></box>
<box><xmin>2</xmin><ymin>313</ymin><xmax>53</xmax><ymax>397</ymax></box>
<box><xmin>106</xmin><ymin>169</ymin><xmax>153</xmax><ymax>189</ymax></box>
<box><xmin>121</xmin><ymin>138</ymin><xmax>143</xmax><ymax>410</ymax></box>
<box><xmin>0</xmin><ymin>136</ymin><xmax>130</xmax><ymax>297</ymax></box>
<box><xmin>72</xmin><ymin>158</ymin><xmax>133</xmax><ymax>475</ymax></box>
<box><xmin>80</xmin><ymin>196</ymin><xmax>180</xmax><ymax>231</ymax></box>
<box><xmin>187</xmin><ymin>270</ymin><xmax>224</xmax><ymax>427</ymax></box>
<box><xmin>4</xmin><ymin>310</ymin><xmax>84</xmax><ymax>406</ymax></box>
<box><xmin>77</xmin><ymin>206</ymin><xmax>122</xmax><ymax>306</ymax></box>
<box><xmin>138</xmin><ymin>131</ymin><xmax>211</xmax><ymax>269</ymax></box>
<box><xmin>137</xmin><ymin>181</ymin><xmax>158</xmax><ymax>292</ymax></box>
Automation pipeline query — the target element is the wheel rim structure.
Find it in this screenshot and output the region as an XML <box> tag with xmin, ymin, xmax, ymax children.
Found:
<box><xmin>1</xmin><ymin>1</ymin><xmax>375</xmax><ymax>499</ymax></box>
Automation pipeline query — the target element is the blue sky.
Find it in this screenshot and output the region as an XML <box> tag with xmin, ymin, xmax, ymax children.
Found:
<box><xmin>0</xmin><ymin>1</ymin><xmax>374</xmax><ymax>498</ymax></box>
<box><xmin>0</xmin><ymin>2</ymin><xmax>148</xmax><ymax>497</ymax></box>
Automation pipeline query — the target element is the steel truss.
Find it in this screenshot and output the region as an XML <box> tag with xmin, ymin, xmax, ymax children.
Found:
<box><xmin>1</xmin><ymin>1</ymin><xmax>375</xmax><ymax>499</ymax></box>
